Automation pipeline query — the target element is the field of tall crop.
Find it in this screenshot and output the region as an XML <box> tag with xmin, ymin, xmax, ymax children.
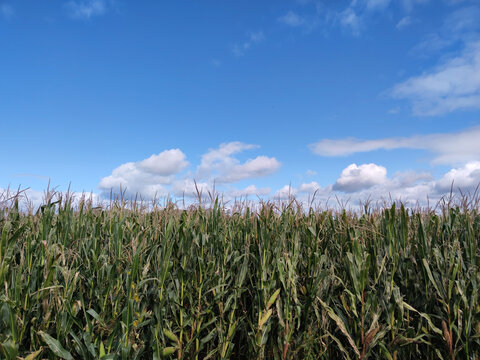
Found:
<box><xmin>1</xmin><ymin>194</ymin><xmax>479</xmax><ymax>359</ymax></box>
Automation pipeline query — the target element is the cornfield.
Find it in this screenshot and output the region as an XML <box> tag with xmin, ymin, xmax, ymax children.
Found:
<box><xmin>1</xmin><ymin>193</ymin><xmax>479</xmax><ymax>359</ymax></box>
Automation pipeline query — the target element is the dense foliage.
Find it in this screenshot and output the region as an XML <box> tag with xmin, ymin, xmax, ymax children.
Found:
<box><xmin>1</xmin><ymin>196</ymin><xmax>479</xmax><ymax>359</ymax></box>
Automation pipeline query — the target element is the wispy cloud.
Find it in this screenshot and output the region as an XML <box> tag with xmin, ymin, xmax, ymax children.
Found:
<box><xmin>281</xmin><ymin>0</ymin><xmax>432</xmax><ymax>36</ymax></box>
<box><xmin>310</xmin><ymin>126</ymin><xmax>480</xmax><ymax>165</ymax></box>
<box><xmin>211</xmin><ymin>58</ymin><xmax>222</xmax><ymax>67</ymax></box>
<box><xmin>396</xmin><ymin>16</ymin><xmax>412</xmax><ymax>30</ymax></box>
<box><xmin>0</xmin><ymin>3</ymin><xmax>14</xmax><ymax>19</ymax></box>
<box><xmin>339</xmin><ymin>7</ymin><xmax>363</xmax><ymax>36</ymax></box>
<box><xmin>365</xmin><ymin>0</ymin><xmax>392</xmax><ymax>11</ymax></box>
<box><xmin>400</xmin><ymin>0</ymin><xmax>429</xmax><ymax>12</ymax></box>
<box><xmin>443</xmin><ymin>5</ymin><xmax>480</xmax><ymax>34</ymax></box>
<box><xmin>392</xmin><ymin>40</ymin><xmax>480</xmax><ymax>115</ymax></box>
<box><xmin>231</xmin><ymin>31</ymin><xmax>265</xmax><ymax>56</ymax></box>
<box><xmin>278</xmin><ymin>11</ymin><xmax>306</xmax><ymax>27</ymax></box>
<box><xmin>66</xmin><ymin>0</ymin><xmax>109</xmax><ymax>19</ymax></box>
<box><xmin>411</xmin><ymin>5</ymin><xmax>480</xmax><ymax>55</ymax></box>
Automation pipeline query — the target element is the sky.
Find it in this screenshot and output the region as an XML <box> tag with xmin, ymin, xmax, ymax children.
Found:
<box><xmin>1</xmin><ymin>0</ymin><xmax>480</xmax><ymax>208</ymax></box>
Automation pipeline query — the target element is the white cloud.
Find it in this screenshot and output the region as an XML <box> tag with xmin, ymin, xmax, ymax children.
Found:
<box><xmin>137</xmin><ymin>149</ymin><xmax>189</xmax><ymax>176</ymax></box>
<box><xmin>171</xmin><ymin>179</ymin><xmax>211</xmax><ymax>198</ymax></box>
<box><xmin>275</xmin><ymin>185</ymin><xmax>297</xmax><ymax>199</ymax></box>
<box><xmin>328</xmin><ymin>162</ymin><xmax>479</xmax><ymax>207</ymax></box>
<box><xmin>333</xmin><ymin>163</ymin><xmax>387</xmax><ymax>192</ymax></box>
<box><xmin>97</xmin><ymin>143</ymin><xmax>279</xmax><ymax>200</ymax></box>
<box><xmin>1</xmin><ymin>187</ymin><xmax>101</xmax><ymax>211</ymax></box>
<box><xmin>310</xmin><ymin>125</ymin><xmax>480</xmax><ymax>165</ymax></box>
<box><xmin>0</xmin><ymin>3</ymin><xmax>14</xmax><ymax>19</ymax></box>
<box><xmin>197</xmin><ymin>142</ymin><xmax>281</xmax><ymax>183</ymax></box>
<box><xmin>393</xmin><ymin>41</ymin><xmax>480</xmax><ymax>115</ymax></box>
<box><xmin>230</xmin><ymin>185</ymin><xmax>270</xmax><ymax>198</ymax></box>
<box><xmin>99</xmin><ymin>149</ymin><xmax>188</xmax><ymax>198</ymax></box>
<box><xmin>298</xmin><ymin>181</ymin><xmax>321</xmax><ymax>193</ymax></box>
<box><xmin>197</xmin><ymin>142</ymin><xmax>256</xmax><ymax>177</ymax></box>
<box><xmin>232</xmin><ymin>31</ymin><xmax>265</xmax><ymax>56</ymax></box>
<box><xmin>66</xmin><ymin>0</ymin><xmax>108</xmax><ymax>19</ymax></box>
<box><xmin>219</xmin><ymin>156</ymin><xmax>281</xmax><ymax>183</ymax></box>
<box><xmin>435</xmin><ymin>161</ymin><xmax>480</xmax><ymax>192</ymax></box>
<box><xmin>396</xmin><ymin>16</ymin><xmax>412</xmax><ymax>29</ymax></box>
<box><xmin>271</xmin><ymin>160</ymin><xmax>480</xmax><ymax>209</ymax></box>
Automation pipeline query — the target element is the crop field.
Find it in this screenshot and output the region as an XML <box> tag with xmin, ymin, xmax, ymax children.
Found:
<box><xmin>0</xmin><ymin>194</ymin><xmax>479</xmax><ymax>359</ymax></box>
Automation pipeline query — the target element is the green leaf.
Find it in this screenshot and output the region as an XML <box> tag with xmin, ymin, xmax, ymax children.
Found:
<box><xmin>38</xmin><ymin>331</ymin><xmax>74</xmax><ymax>360</ymax></box>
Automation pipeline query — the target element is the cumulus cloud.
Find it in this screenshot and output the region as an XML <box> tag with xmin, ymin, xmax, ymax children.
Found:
<box><xmin>219</xmin><ymin>156</ymin><xmax>281</xmax><ymax>183</ymax></box>
<box><xmin>271</xmin><ymin>159</ymin><xmax>480</xmax><ymax>209</ymax></box>
<box><xmin>333</xmin><ymin>163</ymin><xmax>387</xmax><ymax>192</ymax></box>
<box><xmin>310</xmin><ymin>126</ymin><xmax>480</xmax><ymax>165</ymax></box>
<box><xmin>336</xmin><ymin>162</ymin><xmax>480</xmax><ymax>206</ymax></box>
<box><xmin>392</xmin><ymin>41</ymin><xmax>480</xmax><ymax>115</ymax></box>
<box><xmin>66</xmin><ymin>0</ymin><xmax>109</xmax><ymax>19</ymax></box>
<box><xmin>298</xmin><ymin>181</ymin><xmax>321</xmax><ymax>193</ymax></box>
<box><xmin>99</xmin><ymin>149</ymin><xmax>188</xmax><ymax>198</ymax></box>
<box><xmin>270</xmin><ymin>164</ymin><xmax>475</xmax><ymax>210</ymax></box>
<box><xmin>197</xmin><ymin>142</ymin><xmax>281</xmax><ymax>183</ymax></box>
<box><xmin>435</xmin><ymin>161</ymin><xmax>480</xmax><ymax>193</ymax></box>
<box><xmin>97</xmin><ymin>143</ymin><xmax>280</xmax><ymax>199</ymax></box>
<box><xmin>137</xmin><ymin>150</ymin><xmax>189</xmax><ymax>175</ymax></box>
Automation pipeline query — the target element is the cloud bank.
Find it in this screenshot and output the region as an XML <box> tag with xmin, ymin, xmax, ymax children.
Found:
<box><xmin>98</xmin><ymin>142</ymin><xmax>280</xmax><ymax>199</ymax></box>
<box><xmin>276</xmin><ymin>161</ymin><xmax>480</xmax><ymax>208</ymax></box>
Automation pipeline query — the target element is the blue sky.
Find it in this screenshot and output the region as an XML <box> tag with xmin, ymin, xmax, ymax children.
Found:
<box><xmin>1</xmin><ymin>0</ymin><xmax>480</xmax><ymax>206</ymax></box>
